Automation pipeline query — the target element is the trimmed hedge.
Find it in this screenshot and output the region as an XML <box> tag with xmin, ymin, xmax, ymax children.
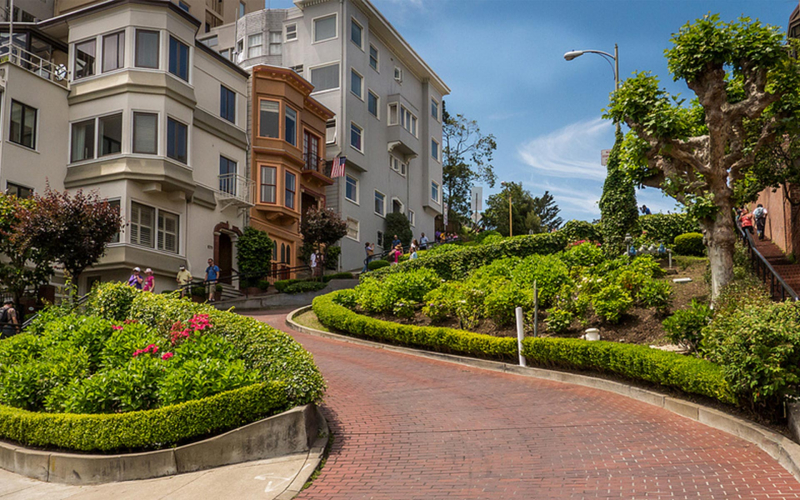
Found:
<box><xmin>275</xmin><ymin>279</ymin><xmax>302</xmax><ymax>293</ymax></box>
<box><xmin>323</xmin><ymin>272</ymin><xmax>355</xmax><ymax>282</ymax></box>
<box><xmin>313</xmin><ymin>291</ymin><xmax>735</xmax><ymax>405</ymax></box>
<box><xmin>674</xmin><ymin>232</ymin><xmax>705</xmax><ymax>256</ymax></box>
<box><xmin>638</xmin><ymin>213</ymin><xmax>700</xmax><ymax>244</ymax></box>
<box><xmin>284</xmin><ymin>281</ymin><xmax>327</xmax><ymax>294</ymax></box>
<box><xmin>368</xmin><ymin>259</ymin><xmax>390</xmax><ymax>271</ymax></box>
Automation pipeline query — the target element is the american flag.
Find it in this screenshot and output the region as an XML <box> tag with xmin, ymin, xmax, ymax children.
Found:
<box><xmin>331</xmin><ymin>156</ymin><xmax>346</xmax><ymax>178</ymax></box>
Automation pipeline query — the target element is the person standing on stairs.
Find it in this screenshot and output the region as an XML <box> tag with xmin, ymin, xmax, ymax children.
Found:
<box><xmin>753</xmin><ymin>204</ymin><xmax>768</xmax><ymax>241</ymax></box>
<box><xmin>740</xmin><ymin>207</ymin><xmax>755</xmax><ymax>237</ymax></box>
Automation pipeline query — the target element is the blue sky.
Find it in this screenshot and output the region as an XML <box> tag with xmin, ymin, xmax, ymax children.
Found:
<box><xmin>267</xmin><ymin>0</ymin><xmax>797</xmax><ymax>222</ymax></box>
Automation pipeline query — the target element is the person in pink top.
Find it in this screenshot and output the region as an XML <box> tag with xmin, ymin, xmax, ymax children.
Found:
<box><xmin>143</xmin><ymin>268</ymin><xmax>155</xmax><ymax>292</ymax></box>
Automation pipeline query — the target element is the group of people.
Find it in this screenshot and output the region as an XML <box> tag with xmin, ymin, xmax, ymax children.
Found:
<box><xmin>434</xmin><ymin>230</ymin><xmax>459</xmax><ymax>244</ymax></box>
<box><xmin>362</xmin><ymin>232</ymin><xmax>433</xmax><ymax>272</ymax></box>
<box><xmin>310</xmin><ymin>248</ymin><xmax>326</xmax><ymax>279</ymax></box>
<box><xmin>126</xmin><ymin>258</ymin><xmax>222</xmax><ymax>302</ymax></box>
<box><xmin>738</xmin><ymin>204</ymin><xmax>769</xmax><ymax>241</ymax></box>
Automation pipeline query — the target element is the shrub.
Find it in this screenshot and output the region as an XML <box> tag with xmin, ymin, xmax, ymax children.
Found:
<box><xmin>368</xmin><ymin>259</ymin><xmax>390</xmax><ymax>271</ymax></box>
<box><xmin>325</xmin><ymin>245</ymin><xmax>341</xmax><ymax>271</ymax></box>
<box><xmin>355</xmin><ymin>268</ymin><xmax>442</xmax><ymax>314</ymax></box>
<box><xmin>383</xmin><ymin>212</ymin><xmax>413</xmax><ymax>248</ymax></box>
<box><xmin>592</xmin><ymin>284</ymin><xmax>633</xmax><ymax>323</ymax></box>
<box><xmin>560</xmin><ymin>220</ymin><xmax>602</xmax><ymax>244</ymax></box>
<box><xmin>474</xmin><ymin>230</ymin><xmax>502</xmax><ymax>243</ymax></box>
<box><xmin>236</xmin><ymin>227</ymin><xmax>273</xmax><ymax>287</ymax></box>
<box><xmin>560</xmin><ymin>241</ymin><xmax>604</xmax><ymax>269</ymax></box>
<box><xmin>510</xmin><ymin>254</ymin><xmax>570</xmax><ymax>307</ymax></box>
<box><xmin>673</xmin><ymin>232</ymin><xmax>705</xmax><ymax>256</ymax></box>
<box><xmin>484</xmin><ymin>286</ymin><xmax>533</xmax><ymax>326</ymax></box>
<box><xmin>545</xmin><ymin>308</ymin><xmax>573</xmax><ymax>334</ymax></box>
<box><xmin>191</xmin><ymin>286</ymin><xmax>205</xmax><ymax>297</ymax></box>
<box><xmin>323</xmin><ymin>272</ymin><xmax>354</xmax><ymax>282</ymax></box>
<box><xmin>275</xmin><ymin>279</ymin><xmax>302</xmax><ymax>293</ymax></box>
<box><xmin>85</xmin><ymin>282</ymin><xmax>138</xmax><ymax>321</ymax></box>
<box><xmin>663</xmin><ymin>300</ymin><xmax>712</xmax><ymax>349</ymax></box>
<box><xmin>284</xmin><ymin>281</ymin><xmax>328</xmax><ymax>294</ymax></box>
<box><xmin>481</xmin><ymin>234</ymin><xmax>504</xmax><ymax>246</ymax></box>
<box><xmin>257</xmin><ymin>279</ymin><xmax>270</xmax><ymax>291</ymax></box>
<box><xmin>637</xmin><ymin>213</ymin><xmax>699</xmax><ymax>244</ymax></box>
<box><xmin>636</xmin><ymin>279</ymin><xmax>673</xmax><ymax>313</ymax></box>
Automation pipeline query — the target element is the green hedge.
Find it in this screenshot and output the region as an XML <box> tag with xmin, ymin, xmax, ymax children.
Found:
<box><xmin>673</xmin><ymin>232</ymin><xmax>705</xmax><ymax>256</ymax></box>
<box><xmin>323</xmin><ymin>272</ymin><xmax>354</xmax><ymax>282</ymax></box>
<box><xmin>638</xmin><ymin>213</ymin><xmax>699</xmax><ymax>244</ymax></box>
<box><xmin>275</xmin><ymin>279</ymin><xmax>302</xmax><ymax>293</ymax></box>
<box><xmin>313</xmin><ymin>291</ymin><xmax>735</xmax><ymax>405</ymax></box>
<box><xmin>284</xmin><ymin>281</ymin><xmax>327</xmax><ymax>294</ymax></box>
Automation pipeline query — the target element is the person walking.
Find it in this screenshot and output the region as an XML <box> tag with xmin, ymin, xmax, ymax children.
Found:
<box><xmin>362</xmin><ymin>242</ymin><xmax>374</xmax><ymax>273</ymax></box>
<box><xmin>419</xmin><ymin>232</ymin><xmax>429</xmax><ymax>250</ymax></box>
<box><xmin>740</xmin><ymin>207</ymin><xmax>755</xmax><ymax>236</ymax></box>
<box><xmin>0</xmin><ymin>299</ymin><xmax>19</xmax><ymax>339</ymax></box>
<box><xmin>753</xmin><ymin>203</ymin><xmax>768</xmax><ymax>241</ymax></box>
<box><xmin>205</xmin><ymin>258</ymin><xmax>220</xmax><ymax>302</ymax></box>
<box><xmin>310</xmin><ymin>249</ymin><xmax>318</xmax><ymax>278</ymax></box>
<box><xmin>142</xmin><ymin>268</ymin><xmax>155</xmax><ymax>292</ymax></box>
<box><xmin>127</xmin><ymin>267</ymin><xmax>143</xmax><ymax>289</ymax></box>
<box><xmin>176</xmin><ymin>265</ymin><xmax>192</xmax><ymax>297</ymax></box>
<box><xmin>316</xmin><ymin>249</ymin><xmax>325</xmax><ymax>279</ymax></box>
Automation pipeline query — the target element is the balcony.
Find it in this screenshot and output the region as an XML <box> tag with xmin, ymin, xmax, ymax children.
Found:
<box><xmin>301</xmin><ymin>153</ymin><xmax>334</xmax><ymax>186</ymax></box>
<box><xmin>216</xmin><ymin>173</ymin><xmax>255</xmax><ymax>210</ymax></box>
<box><xmin>0</xmin><ymin>43</ymin><xmax>69</xmax><ymax>89</ymax></box>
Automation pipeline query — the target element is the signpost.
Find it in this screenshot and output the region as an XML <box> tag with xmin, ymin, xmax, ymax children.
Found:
<box><xmin>601</xmin><ymin>149</ymin><xmax>611</xmax><ymax>166</ymax></box>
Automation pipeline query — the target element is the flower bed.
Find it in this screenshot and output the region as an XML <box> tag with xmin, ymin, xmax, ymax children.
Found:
<box><xmin>0</xmin><ymin>283</ymin><xmax>324</xmax><ymax>452</ymax></box>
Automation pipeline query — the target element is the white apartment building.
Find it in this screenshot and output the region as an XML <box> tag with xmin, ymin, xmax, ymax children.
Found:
<box><xmin>0</xmin><ymin>0</ymin><xmax>252</xmax><ymax>293</ymax></box>
<box><xmin>206</xmin><ymin>0</ymin><xmax>450</xmax><ymax>271</ymax></box>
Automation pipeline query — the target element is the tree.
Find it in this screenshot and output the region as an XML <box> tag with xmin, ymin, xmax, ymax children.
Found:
<box><xmin>22</xmin><ymin>188</ymin><xmax>123</xmax><ymax>286</ymax></box>
<box><xmin>236</xmin><ymin>227</ymin><xmax>273</xmax><ymax>286</ymax></box>
<box><xmin>483</xmin><ymin>183</ymin><xmax>562</xmax><ymax>236</ymax></box>
<box><xmin>442</xmin><ymin>103</ymin><xmax>497</xmax><ymax>222</ymax></box>
<box><xmin>383</xmin><ymin>212</ymin><xmax>412</xmax><ymax>248</ymax></box>
<box><xmin>300</xmin><ymin>207</ymin><xmax>347</xmax><ymax>268</ymax></box>
<box><xmin>599</xmin><ymin>128</ymin><xmax>639</xmax><ymax>255</ymax></box>
<box><xmin>0</xmin><ymin>195</ymin><xmax>53</xmax><ymax>309</ymax></box>
<box><xmin>606</xmin><ymin>14</ymin><xmax>800</xmax><ymax>298</ymax></box>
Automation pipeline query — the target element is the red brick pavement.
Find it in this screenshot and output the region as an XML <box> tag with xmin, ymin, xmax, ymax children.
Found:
<box><xmin>255</xmin><ymin>310</ymin><xmax>800</xmax><ymax>500</ymax></box>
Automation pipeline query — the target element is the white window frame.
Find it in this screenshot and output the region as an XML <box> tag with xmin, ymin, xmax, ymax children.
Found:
<box><xmin>346</xmin><ymin>217</ymin><xmax>360</xmax><ymax>241</ymax></box>
<box><xmin>350</xmin><ymin>121</ymin><xmax>363</xmax><ymax>153</ymax></box>
<box><xmin>350</xmin><ymin>17</ymin><xmax>364</xmax><ymax>50</ymax></box>
<box><xmin>247</xmin><ymin>33</ymin><xmax>262</xmax><ymax>58</ymax></box>
<box><xmin>408</xmin><ymin>209</ymin><xmax>415</xmax><ymax>227</ymax></box>
<box><xmin>391</xmin><ymin>197</ymin><xmax>405</xmax><ymax>215</ymax></box>
<box><xmin>309</xmin><ymin>61</ymin><xmax>341</xmax><ymax>94</ymax></box>
<box><xmin>431</xmin><ymin>181</ymin><xmax>441</xmax><ymax>204</ymax></box>
<box><xmin>389</xmin><ymin>155</ymin><xmax>406</xmax><ymax>177</ymax></box>
<box><xmin>387</xmin><ymin>103</ymin><xmax>398</xmax><ymax>126</ymax></box>
<box><xmin>431</xmin><ymin>97</ymin><xmax>439</xmax><ymax>121</ymax></box>
<box><xmin>350</xmin><ymin>68</ymin><xmax>363</xmax><ymax>100</ymax></box>
<box><xmin>374</xmin><ymin>189</ymin><xmax>386</xmax><ymax>217</ymax></box>
<box><xmin>130</xmin><ymin>201</ymin><xmax>181</xmax><ymax>254</ymax></box>
<box><xmin>69</xmin><ymin>111</ymin><xmax>124</xmax><ymax>163</ymax></box>
<box><xmin>369</xmin><ymin>43</ymin><xmax>379</xmax><ymax>72</ymax></box>
<box><xmin>326</xmin><ymin>119</ymin><xmax>337</xmax><ymax>144</ymax></box>
<box><xmin>368</xmin><ymin>89</ymin><xmax>379</xmax><ymax>118</ymax></box>
<box><xmin>345</xmin><ymin>174</ymin><xmax>359</xmax><ymax>204</ymax></box>
<box><xmin>157</xmin><ymin>208</ymin><xmax>180</xmax><ymax>254</ymax></box>
<box><xmin>285</xmin><ymin>23</ymin><xmax>298</xmax><ymax>42</ymax></box>
<box><xmin>394</xmin><ymin>66</ymin><xmax>403</xmax><ymax>83</ymax></box>
<box><xmin>312</xmin><ymin>13</ymin><xmax>338</xmax><ymax>44</ymax></box>
<box><xmin>431</xmin><ymin>137</ymin><xmax>440</xmax><ymax>162</ymax></box>
<box><xmin>400</xmin><ymin>106</ymin><xmax>418</xmax><ymax>137</ymax></box>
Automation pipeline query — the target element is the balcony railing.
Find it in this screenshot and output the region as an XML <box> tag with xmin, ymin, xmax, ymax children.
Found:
<box><xmin>303</xmin><ymin>153</ymin><xmax>332</xmax><ymax>178</ymax></box>
<box><xmin>217</xmin><ymin>173</ymin><xmax>255</xmax><ymax>208</ymax></box>
<box><xmin>0</xmin><ymin>43</ymin><xmax>68</xmax><ymax>88</ymax></box>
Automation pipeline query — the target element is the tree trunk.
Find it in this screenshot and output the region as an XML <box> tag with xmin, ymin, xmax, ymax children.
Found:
<box><xmin>701</xmin><ymin>201</ymin><xmax>736</xmax><ymax>300</ymax></box>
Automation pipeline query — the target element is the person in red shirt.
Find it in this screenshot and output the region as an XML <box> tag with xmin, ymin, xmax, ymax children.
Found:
<box><xmin>740</xmin><ymin>207</ymin><xmax>755</xmax><ymax>235</ymax></box>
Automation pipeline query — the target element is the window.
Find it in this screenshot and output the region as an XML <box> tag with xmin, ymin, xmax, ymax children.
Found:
<box><xmin>169</xmin><ymin>36</ymin><xmax>190</xmax><ymax>81</ymax></box>
<box><xmin>9</xmin><ymin>100</ymin><xmax>36</xmax><ymax>149</ymax></box>
<box><xmin>376</xmin><ymin>230</ymin><xmax>384</xmax><ymax>248</ymax></box>
<box><xmin>408</xmin><ymin>209</ymin><xmax>415</xmax><ymax>227</ymax></box>
<box><xmin>133</xmin><ymin>112</ymin><xmax>157</xmax><ymax>154</ymax></box>
<box><xmin>431</xmin><ymin>98</ymin><xmax>439</xmax><ymax>121</ymax></box>
<box><xmin>345</xmin><ymin>174</ymin><xmax>358</xmax><ymax>203</ymax></box>
<box><xmin>269</xmin><ymin>31</ymin><xmax>282</xmax><ymax>55</ymax></box>
<box><xmin>350</xmin><ymin>122</ymin><xmax>362</xmax><ymax>152</ymax></box>
<box><xmin>346</xmin><ymin>217</ymin><xmax>359</xmax><ymax>241</ymax></box>
<box><xmin>167</xmin><ymin>118</ymin><xmax>188</xmax><ymax>163</ymax></box>
<box><xmin>259</xmin><ymin>100</ymin><xmax>280</xmax><ymax>138</ymax></box>
<box><xmin>286</xmin><ymin>23</ymin><xmax>297</xmax><ymax>41</ymax></box>
<box><xmin>351</xmin><ymin>19</ymin><xmax>362</xmax><ymax>48</ymax></box>
<box><xmin>369</xmin><ymin>44</ymin><xmax>379</xmax><ymax>71</ymax></box>
<box><xmin>374</xmin><ymin>190</ymin><xmax>385</xmax><ymax>216</ymax></box>
<box><xmin>285</xmin><ymin>171</ymin><xmax>296</xmax><ymax>209</ymax></box>
<box><xmin>201</xmin><ymin>36</ymin><xmax>218</xmax><ymax>47</ymax></box>
<box><xmin>130</xmin><ymin>202</ymin><xmax>155</xmax><ymax>248</ymax></box>
<box><xmin>304</xmin><ymin>131</ymin><xmax>320</xmax><ymax>166</ymax></box>
<box><xmin>389</xmin><ymin>156</ymin><xmax>406</xmax><ymax>176</ymax></box>
<box><xmin>388</xmin><ymin>103</ymin><xmax>398</xmax><ymax>125</ymax></box>
<box><xmin>99</xmin><ymin>113</ymin><xmax>122</xmax><ymax>156</ymax></box>
<box><xmin>260</xmin><ymin>166</ymin><xmax>276</xmax><ymax>203</ymax></box>
<box><xmin>219</xmin><ymin>156</ymin><xmax>237</xmax><ymax>194</ymax></box>
<box><xmin>238</xmin><ymin>1</ymin><xmax>245</xmax><ymax>18</ymax></box>
<box><xmin>135</xmin><ymin>30</ymin><xmax>159</xmax><ymax>69</ymax></box>
<box><xmin>102</xmin><ymin>31</ymin><xmax>125</xmax><ymax>72</ymax></box>
<box><xmin>326</xmin><ymin>119</ymin><xmax>336</xmax><ymax>144</ymax></box>
<box><xmin>368</xmin><ymin>90</ymin><xmax>379</xmax><ymax>117</ymax></box>
<box><xmin>6</xmin><ymin>182</ymin><xmax>32</xmax><ymax>199</ymax></box>
<box><xmin>237</xmin><ymin>39</ymin><xmax>244</xmax><ymax>54</ymax></box>
<box><xmin>392</xmin><ymin>198</ymin><xmax>404</xmax><ymax>214</ymax></box>
<box><xmin>157</xmin><ymin>210</ymin><xmax>179</xmax><ymax>253</ymax></box>
<box><xmin>394</xmin><ymin>66</ymin><xmax>403</xmax><ymax>82</ymax></box>
<box><xmin>220</xmin><ymin>49</ymin><xmax>230</xmax><ymax>60</ymax></box>
<box><xmin>310</xmin><ymin>63</ymin><xmax>340</xmax><ymax>92</ymax></box>
<box><xmin>108</xmin><ymin>200</ymin><xmax>121</xmax><ymax>243</ymax></box>
<box><xmin>285</xmin><ymin>107</ymin><xmax>297</xmax><ymax>146</ymax></box>
<box><xmin>220</xmin><ymin>86</ymin><xmax>235</xmax><ymax>123</ymax></box>
<box><xmin>401</xmin><ymin>106</ymin><xmax>417</xmax><ymax>136</ymax></box>
<box><xmin>290</xmin><ymin>64</ymin><xmax>303</xmax><ymax>75</ymax></box>
<box><xmin>179</xmin><ymin>1</ymin><xmax>190</xmax><ymax>12</ymax></box>
<box><xmin>431</xmin><ymin>138</ymin><xmax>440</xmax><ymax>161</ymax></box>
<box><xmin>74</xmin><ymin>39</ymin><xmax>96</xmax><ymax>79</ymax></box>
<box><xmin>247</xmin><ymin>33</ymin><xmax>262</xmax><ymax>58</ymax></box>
<box><xmin>350</xmin><ymin>69</ymin><xmax>362</xmax><ymax>99</ymax></box>
<box><xmin>314</xmin><ymin>14</ymin><xmax>337</xmax><ymax>42</ymax></box>
<box><xmin>70</xmin><ymin>119</ymin><xmax>95</xmax><ymax>162</ymax></box>
<box><xmin>431</xmin><ymin>181</ymin><xmax>440</xmax><ymax>203</ymax></box>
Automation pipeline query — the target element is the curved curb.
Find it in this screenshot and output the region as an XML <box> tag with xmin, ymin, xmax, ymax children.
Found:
<box><xmin>0</xmin><ymin>404</ymin><xmax>328</xmax><ymax>486</ymax></box>
<box><xmin>286</xmin><ymin>305</ymin><xmax>800</xmax><ymax>483</ymax></box>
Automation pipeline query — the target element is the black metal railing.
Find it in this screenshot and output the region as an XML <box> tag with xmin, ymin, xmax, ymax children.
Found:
<box><xmin>20</xmin><ymin>293</ymin><xmax>91</xmax><ymax>332</ymax></box>
<box><xmin>363</xmin><ymin>238</ymin><xmax>457</xmax><ymax>270</ymax></box>
<box><xmin>178</xmin><ymin>264</ymin><xmax>313</xmax><ymax>301</ymax></box>
<box><xmin>303</xmin><ymin>153</ymin><xmax>332</xmax><ymax>178</ymax></box>
<box><xmin>738</xmin><ymin>224</ymin><xmax>799</xmax><ymax>301</ymax></box>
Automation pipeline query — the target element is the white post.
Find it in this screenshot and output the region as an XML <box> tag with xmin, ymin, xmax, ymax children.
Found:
<box><xmin>515</xmin><ymin>306</ymin><xmax>526</xmax><ymax>367</ymax></box>
<box><xmin>668</xmin><ymin>249</ymin><xmax>672</xmax><ymax>269</ymax></box>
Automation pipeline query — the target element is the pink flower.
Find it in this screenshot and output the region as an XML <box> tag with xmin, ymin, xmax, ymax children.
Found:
<box><xmin>112</xmin><ymin>325</ymin><xmax>124</xmax><ymax>331</ymax></box>
<box><xmin>162</xmin><ymin>352</ymin><xmax>174</xmax><ymax>360</ymax></box>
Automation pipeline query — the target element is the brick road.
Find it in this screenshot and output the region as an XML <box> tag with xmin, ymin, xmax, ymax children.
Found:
<box><xmin>256</xmin><ymin>310</ymin><xmax>800</xmax><ymax>500</ymax></box>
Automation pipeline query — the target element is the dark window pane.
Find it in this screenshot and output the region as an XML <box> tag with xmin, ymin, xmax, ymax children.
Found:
<box><xmin>169</xmin><ymin>36</ymin><xmax>189</xmax><ymax>81</ymax></box>
<box><xmin>71</xmin><ymin>119</ymin><xmax>95</xmax><ymax>162</ymax></box>
<box><xmin>99</xmin><ymin>113</ymin><xmax>122</xmax><ymax>156</ymax></box>
<box><xmin>9</xmin><ymin>100</ymin><xmax>36</xmax><ymax>149</ymax></box>
<box><xmin>220</xmin><ymin>86</ymin><xmax>235</xmax><ymax>123</ymax></box>
<box><xmin>259</xmin><ymin>100</ymin><xmax>280</xmax><ymax>138</ymax></box>
<box><xmin>285</xmin><ymin>107</ymin><xmax>297</xmax><ymax>146</ymax></box>
<box><xmin>167</xmin><ymin>118</ymin><xmax>188</xmax><ymax>163</ymax></box>
<box><xmin>74</xmin><ymin>39</ymin><xmax>96</xmax><ymax>79</ymax></box>
<box><xmin>285</xmin><ymin>171</ymin><xmax>296</xmax><ymax>209</ymax></box>
<box><xmin>135</xmin><ymin>30</ymin><xmax>159</xmax><ymax>68</ymax></box>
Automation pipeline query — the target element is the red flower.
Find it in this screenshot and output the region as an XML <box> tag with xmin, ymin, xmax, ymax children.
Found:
<box><xmin>112</xmin><ymin>325</ymin><xmax>124</xmax><ymax>331</ymax></box>
<box><xmin>162</xmin><ymin>352</ymin><xmax>174</xmax><ymax>360</ymax></box>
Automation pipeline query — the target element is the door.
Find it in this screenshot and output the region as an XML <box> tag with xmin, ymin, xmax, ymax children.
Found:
<box><xmin>218</xmin><ymin>233</ymin><xmax>233</xmax><ymax>284</ymax></box>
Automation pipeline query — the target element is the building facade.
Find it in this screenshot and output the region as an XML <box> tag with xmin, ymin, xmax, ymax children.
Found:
<box><xmin>0</xmin><ymin>0</ymin><xmax>251</xmax><ymax>293</ymax></box>
<box><xmin>249</xmin><ymin>64</ymin><xmax>333</xmax><ymax>273</ymax></box>
<box><xmin>210</xmin><ymin>0</ymin><xmax>450</xmax><ymax>270</ymax></box>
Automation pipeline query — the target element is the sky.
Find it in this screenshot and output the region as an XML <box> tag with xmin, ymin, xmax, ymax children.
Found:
<box><xmin>266</xmin><ymin>0</ymin><xmax>798</xmax><ymax>222</ymax></box>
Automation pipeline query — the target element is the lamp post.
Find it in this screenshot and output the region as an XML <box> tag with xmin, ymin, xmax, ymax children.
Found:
<box><xmin>564</xmin><ymin>44</ymin><xmax>620</xmax><ymax>132</ymax></box>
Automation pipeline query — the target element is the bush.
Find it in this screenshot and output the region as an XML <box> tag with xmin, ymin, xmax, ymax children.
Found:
<box><xmin>283</xmin><ymin>281</ymin><xmax>328</xmax><ymax>294</ymax></box>
<box><xmin>481</xmin><ymin>234</ymin><xmax>504</xmax><ymax>246</ymax></box>
<box><xmin>636</xmin><ymin>279</ymin><xmax>673</xmax><ymax>313</ymax></box>
<box><xmin>325</xmin><ymin>245</ymin><xmax>341</xmax><ymax>271</ymax></box>
<box><xmin>368</xmin><ymin>259</ymin><xmax>390</xmax><ymax>271</ymax></box>
<box><xmin>236</xmin><ymin>227</ymin><xmax>273</xmax><ymax>287</ymax></box>
<box><xmin>192</xmin><ymin>286</ymin><xmax>205</xmax><ymax>297</ymax></box>
<box><xmin>592</xmin><ymin>284</ymin><xmax>633</xmax><ymax>323</ymax></box>
<box><xmin>560</xmin><ymin>220</ymin><xmax>602</xmax><ymax>244</ymax></box>
<box><xmin>673</xmin><ymin>232</ymin><xmax>705</xmax><ymax>256</ymax></box>
<box><xmin>474</xmin><ymin>230</ymin><xmax>502</xmax><ymax>243</ymax></box>
<box><xmin>323</xmin><ymin>272</ymin><xmax>354</xmax><ymax>282</ymax></box>
<box><xmin>545</xmin><ymin>308</ymin><xmax>573</xmax><ymax>334</ymax></box>
<box><xmin>257</xmin><ymin>279</ymin><xmax>270</xmax><ymax>291</ymax></box>
<box><xmin>275</xmin><ymin>279</ymin><xmax>302</xmax><ymax>293</ymax></box>
<box><xmin>560</xmin><ymin>241</ymin><xmax>604</xmax><ymax>269</ymax></box>
<box><xmin>383</xmin><ymin>212</ymin><xmax>413</xmax><ymax>248</ymax></box>
<box><xmin>663</xmin><ymin>300</ymin><xmax>712</xmax><ymax>349</ymax></box>
<box><xmin>355</xmin><ymin>268</ymin><xmax>442</xmax><ymax>314</ymax></box>
<box><xmin>638</xmin><ymin>213</ymin><xmax>699</xmax><ymax>245</ymax></box>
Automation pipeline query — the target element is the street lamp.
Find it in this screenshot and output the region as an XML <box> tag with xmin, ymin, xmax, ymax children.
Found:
<box><xmin>563</xmin><ymin>44</ymin><xmax>619</xmax><ymax>91</ymax></box>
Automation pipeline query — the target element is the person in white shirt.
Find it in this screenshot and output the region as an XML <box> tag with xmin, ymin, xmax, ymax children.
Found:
<box><xmin>419</xmin><ymin>233</ymin><xmax>429</xmax><ymax>250</ymax></box>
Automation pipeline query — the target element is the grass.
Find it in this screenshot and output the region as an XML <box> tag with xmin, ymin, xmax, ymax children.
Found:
<box><xmin>294</xmin><ymin>309</ymin><xmax>333</xmax><ymax>332</ymax></box>
<box><xmin>672</xmin><ymin>255</ymin><xmax>708</xmax><ymax>271</ymax></box>
<box><xmin>303</xmin><ymin>433</ymin><xmax>334</xmax><ymax>490</ymax></box>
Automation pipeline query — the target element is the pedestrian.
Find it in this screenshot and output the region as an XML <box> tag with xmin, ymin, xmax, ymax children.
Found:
<box><xmin>391</xmin><ymin>234</ymin><xmax>402</xmax><ymax>249</ymax></box>
<box><xmin>316</xmin><ymin>249</ymin><xmax>325</xmax><ymax>279</ymax></box>
<box><xmin>410</xmin><ymin>239</ymin><xmax>419</xmax><ymax>254</ymax></box>
<box><xmin>641</xmin><ymin>204</ymin><xmax>652</xmax><ymax>215</ymax></box>
<box><xmin>143</xmin><ymin>268</ymin><xmax>155</xmax><ymax>292</ymax></box>
<box><xmin>410</xmin><ymin>247</ymin><xmax>419</xmax><ymax>260</ymax></box>
<box><xmin>205</xmin><ymin>258</ymin><xmax>220</xmax><ymax>302</ymax></box>
<box><xmin>419</xmin><ymin>232</ymin><xmax>429</xmax><ymax>250</ymax></box>
<box><xmin>310</xmin><ymin>248</ymin><xmax>318</xmax><ymax>278</ymax></box>
<box><xmin>435</xmin><ymin>229</ymin><xmax>441</xmax><ymax>243</ymax></box>
<box><xmin>740</xmin><ymin>207</ymin><xmax>755</xmax><ymax>236</ymax></box>
<box><xmin>176</xmin><ymin>265</ymin><xmax>192</xmax><ymax>297</ymax></box>
<box><xmin>393</xmin><ymin>244</ymin><xmax>403</xmax><ymax>265</ymax></box>
<box><xmin>127</xmin><ymin>267</ymin><xmax>143</xmax><ymax>289</ymax></box>
<box><xmin>753</xmin><ymin>203</ymin><xmax>768</xmax><ymax>241</ymax></box>
<box><xmin>0</xmin><ymin>299</ymin><xmax>19</xmax><ymax>339</ymax></box>
<box><xmin>362</xmin><ymin>242</ymin><xmax>374</xmax><ymax>273</ymax></box>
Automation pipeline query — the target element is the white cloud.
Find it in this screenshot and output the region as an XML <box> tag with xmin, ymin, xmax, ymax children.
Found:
<box><xmin>517</xmin><ymin>118</ymin><xmax>613</xmax><ymax>180</ymax></box>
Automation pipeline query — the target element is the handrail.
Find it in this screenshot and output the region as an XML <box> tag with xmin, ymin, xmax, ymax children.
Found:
<box><xmin>19</xmin><ymin>293</ymin><xmax>91</xmax><ymax>331</ymax></box>
<box><xmin>363</xmin><ymin>238</ymin><xmax>456</xmax><ymax>269</ymax></box>
<box><xmin>179</xmin><ymin>264</ymin><xmax>314</xmax><ymax>300</ymax></box>
<box><xmin>737</xmin><ymin>222</ymin><xmax>798</xmax><ymax>301</ymax></box>
<box><xmin>0</xmin><ymin>43</ymin><xmax>68</xmax><ymax>87</ymax></box>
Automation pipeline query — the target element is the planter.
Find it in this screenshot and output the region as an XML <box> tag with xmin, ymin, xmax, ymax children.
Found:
<box><xmin>191</xmin><ymin>295</ymin><xmax>205</xmax><ymax>303</ymax></box>
<box><xmin>214</xmin><ymin>291</ymin><xmax>222</xmax><ymax>301</ymax></box>
<box><xmin>244</xmin><ymin>287</ymin><xmax>261</xmax><ymax>297</ymax></box>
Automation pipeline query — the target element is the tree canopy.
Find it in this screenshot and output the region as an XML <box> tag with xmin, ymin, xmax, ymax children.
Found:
<box><xmin>483</xmin><ymin>183</ymin><xmax>562</xmax><ymax>237</ymax></box>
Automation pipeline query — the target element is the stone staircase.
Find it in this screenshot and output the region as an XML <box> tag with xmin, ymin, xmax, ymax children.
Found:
<box><xmin>750</xmin><ymin>237</ymin><xmax>800</xmax><ymax>298</ymax></box>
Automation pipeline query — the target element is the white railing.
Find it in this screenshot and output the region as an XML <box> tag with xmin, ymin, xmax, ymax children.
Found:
<box><xmin>0</xmin><ymin>43</ymin><xmax>68</xmax><ymax>87</ymax></box>
<box><xmin>217</xmin><ymin>173</ymin><xmax>255</xmax><ymax>206</ymax></box>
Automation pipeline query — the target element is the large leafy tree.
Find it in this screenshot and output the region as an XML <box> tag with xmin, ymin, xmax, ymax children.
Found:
<box><xmin>236</xmin><ymin>227</ymin><xmax>273</xmax><ymax>286</ymax></box>
<box><xmin>483</xmin><ymin>183</ymin><xmax>561</xmax><ymax>236</ymax></box>
<box><xmin>599</xmin><ymin>128</ymin><xmax>639</xmax><ymax>255</ymax></box>
<box><xmin>606</xmin><ymin>14</ymin><xmax>800</xmax><ymax>298</ymax></box>
<box><xmin>442</xmin><ymin>103</ymin><xmax>497</xmax><ymax>222</ymax></box>
<box><xmin>21</xmin><ymin>188</ymin><xmax>123</xmax><ymax>285</ymax></box>
<box><xmin>300</xmin><ymin>207</ymin><xmax>347</xmax><ymax>266</ymax></box>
